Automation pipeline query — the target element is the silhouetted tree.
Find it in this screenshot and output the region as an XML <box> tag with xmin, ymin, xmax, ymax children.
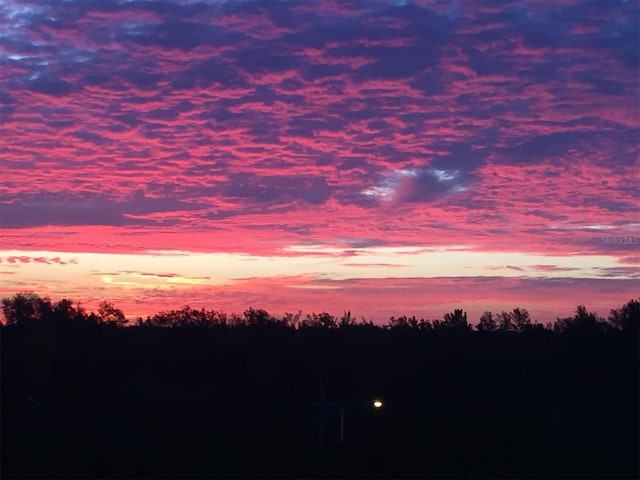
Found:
<box><xmin>387</xmin><ymin>315</ymin><xmax>432</xmax><ymax>331</ymax></box>
<box><xmin>497</xmin><ymin>311</ymin><xmax>514</xmax><ymax>332</ymax></box>
<box><xmin>477</xmin><ymin>311</ymin><xmax>497</xmax><ymax>332</ymax></box>
<box><xmin>608</xmin><ymin>298</ymin><xmax>640</xmax><ymax>333</ymax></box>
<box><xmin>553</xmin><ymin>305</ymin><xmax>607</xmax><ymax>333</ymax></box>
<box><xmin>493</xmin><ymin>309</ymin><xmax>533</xmax><ymax>333</ymax></box>
<box><xmin>575</xmin><ymin>305</ymin><xmax>600</xmax><ymax>328</ymax></box>
<box><xmin>553</xmin><ymin>316</ymin><xmax>572</xmax><ymax>333</ymax></box>
<box><xmin>1</xmin><ymin>293</ymin><xmax>53</xmax><ymax>325</ymax></box>
<box><xmin>301</xmin><ymin>312</ymin><xmax>337</xmax><ymax>329</ymax></box>
<box><xmin>281</xmin><ymin>311</ymin><xmax>302</xmax><ymax>328</ymax></box>
<box><xmin>355</xmin><ymin>317</ymin><xmax>378</xmax><ymax>330</ymax></box>
<box><xmin>244</xmin><ymin>307</ymin><xmax>274</xmax><ymax>326</ymax></box>
<box><xmin>97</xmin><ymin>301</ymin><xmax>127</xmax><ymax>326</ymax></box>
<box><xmin>511</xmin><ymin>308</ymin><xmax>532</xmax><ymax>332</ymax></box>
<box><xmin>52</xmin><ymin>298</ymin><xmax>90</xmax><ymax>323</ymax></box>
<box><xmin>142</xmin><ymin>306</ymin><xmax>228</xmax><ymax>328</ymax></box>
<box><xmin>339</xmin><ymin>310</ymin><xmax>356</xmax><ymax>328</ymax></box>
<box><xmin>387</xmin><ymin>315</ymin><xmax>418</xmax><ymax>329</ymax></box>
<box><xmin>434</xmin><ymin>309</ymin><xmax>470</xmax><ymax>331</ymax></box>
<box><xmin>229</xmin><ymin>312</ymin><xmax>245</xmax><ymax>327</ymax></box>
<box><xmin>417</xmin><ymin>318</ymin><xmax>433</xmax><ymax>331</ymax></box>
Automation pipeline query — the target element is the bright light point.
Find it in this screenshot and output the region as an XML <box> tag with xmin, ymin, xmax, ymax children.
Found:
<box><xmin>372</xmin><ymin>399</ymin><xmax>383</xmax><ymax>408</ymax></box>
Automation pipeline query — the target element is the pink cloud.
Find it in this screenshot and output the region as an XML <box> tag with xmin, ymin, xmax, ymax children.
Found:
<box><xmin>1</xmin><ymin>0</ymin><xmax>637</xmax><ymax>317</ymax></box>
<box><xmin>1</xmin><ymin>255</ymin><xmax>74</xmax><ymax>265</ymax></box>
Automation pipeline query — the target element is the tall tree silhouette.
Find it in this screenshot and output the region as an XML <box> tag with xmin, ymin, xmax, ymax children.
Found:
<box><xmin>477</xmin><ymin>311</ymin><xmax>497</xmax><ymax>332</ymax></box>
<box><xmin>97</xmin><ymin>301</ymin><xmax>127</xmax><ymax>326</ymax></box>
<box><xmin>2</xmin><ymin>293</ymin><xmax>53</xmax><ymax>325</ymax></box>
<box><xmin>434</xmin><ymin>309</ymin><xmax>470</xmax><ymax>331</ymax></box>
<box><xmin>302</xmin><ymin>312</ymin><xmax>338</xmax><ymax>329</ymax></box>
<box><xmin>608</xmin><ymin>298</ymin><xmax>640</xmax><ymax>333</ymax></box>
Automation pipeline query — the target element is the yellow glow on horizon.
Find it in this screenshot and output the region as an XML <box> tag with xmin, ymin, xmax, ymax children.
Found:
<box><xmin>0</xmin><ymin>245</ymin><xmax>636</xmax><ymax>302</ymax></box>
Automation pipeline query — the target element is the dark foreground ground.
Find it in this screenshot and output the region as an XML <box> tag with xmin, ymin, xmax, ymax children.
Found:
<box><xmin>2</xmin><ymin>325</ymin><xmax>638</xmax><ymax>478</ymax></box>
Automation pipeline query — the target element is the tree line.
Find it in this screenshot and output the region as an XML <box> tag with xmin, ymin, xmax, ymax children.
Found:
<box><xmin>2</xmin><ymin>292</ymin><xmax>638</xmax><ymax>335</ymax></box>
<box><xmin>2</xmin><ymin>292</ymin><xmax>638</xmax><ymax>478</ymax></box>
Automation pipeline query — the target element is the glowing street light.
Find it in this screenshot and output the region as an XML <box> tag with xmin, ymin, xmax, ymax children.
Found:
<box><xmin>338</xmin><ymin>398</ymin><xmax>384</xmax><ymax>443</ymax></box>
<box><xmin>315</xmin><ymin>381</ymin><xmax>385</xmax><ymax>449</ymax></box>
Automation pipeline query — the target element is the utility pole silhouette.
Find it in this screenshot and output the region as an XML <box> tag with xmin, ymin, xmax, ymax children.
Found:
<box><xmin>316</xmin><ymin>378</ymin><xmax>328</xmax><ymax>454</ymax></box>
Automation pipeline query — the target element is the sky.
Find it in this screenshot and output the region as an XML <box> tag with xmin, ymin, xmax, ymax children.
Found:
<box><xmin>1</xmin><ymin>0</ymin><xmax>639</xmax><ymax>323</ymax></box>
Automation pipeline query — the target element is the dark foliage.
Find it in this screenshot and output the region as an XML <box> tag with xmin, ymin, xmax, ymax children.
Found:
<box><xmin>1</xmin><ymin>294</ymin><xmax>638</xmax><ymax>478</ymax></box>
